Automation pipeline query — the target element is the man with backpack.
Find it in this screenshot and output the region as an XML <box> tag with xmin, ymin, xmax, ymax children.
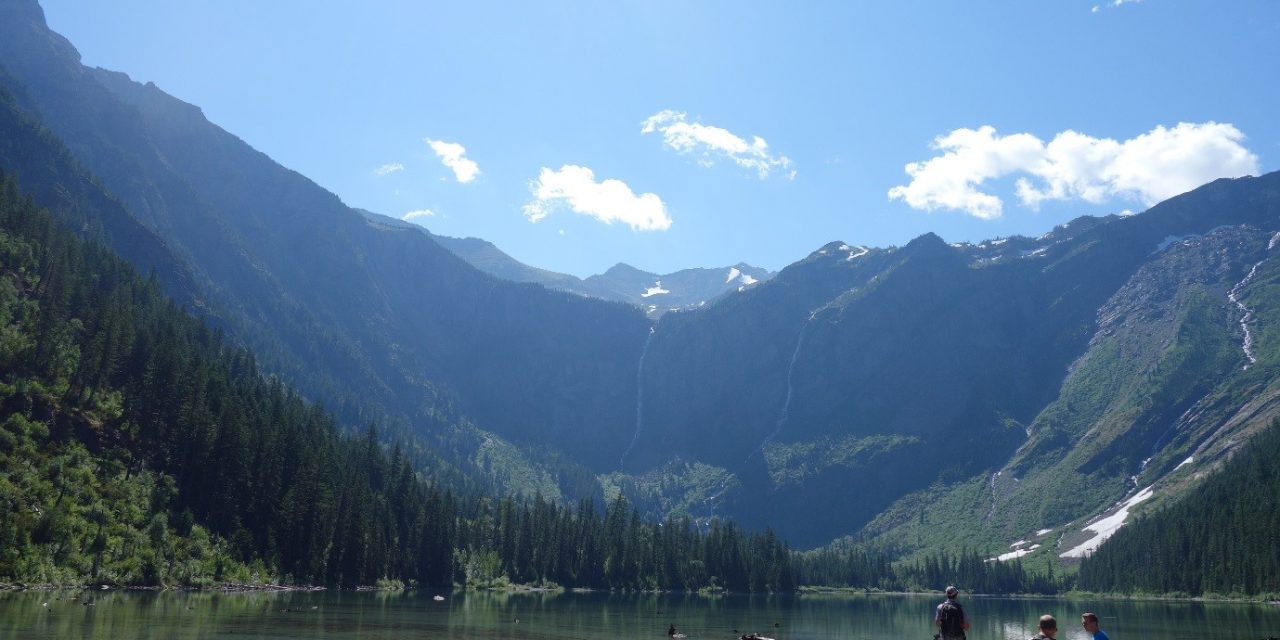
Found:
<box><xmin>1029</xmin><ymin>614</ymin><xmax>1058</xmax><ymax>639</ymax></box>
<box><xmin>934</xmin><ymin>586</ymin><xmax>970</xmax><ymax>640</ymax></box>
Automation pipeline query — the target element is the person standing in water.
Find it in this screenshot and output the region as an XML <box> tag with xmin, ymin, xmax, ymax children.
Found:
<box><xmin>934</xmin><ymin>586</ymin><xmax>970</xmax><ymax>640</ymax></box>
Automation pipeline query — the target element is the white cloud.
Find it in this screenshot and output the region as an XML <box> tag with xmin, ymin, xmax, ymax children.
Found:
<box><xmin>374</xmin><ymin>162</ymin><xmax>404</xmax><ymax>176</ymax></box>
<box><xmin>425</xmin><ymin>139</ymin><xmax>480</xmax><ymax>183</ymax></box>
<box><xmin>889</xmin><ymin>122</ymin><xmax>1259</xmax><ymax>219</ymax></box>
<box><xmin>401</xmin><ymin>209</ymin><xmax>436</xmax><ymax>225</ymax></box>
<box><xmin>523</xmin><ymin>165</ymin><xmax>671</xmax><ymax>231</ymax></box>
<box><xmin>1093</xmin><ymin>0</ymin><xmax>1142</xmax><ymax>11</ymax></box>
<box><xmin>887</xmin><ymin>127</ymin><xmax>1043</xmax><ymax>219</ymax></box>
<box><xmin>642</xmin><ymin>110</ymin><xmax>794</xmax><ymax>179</ymax></box>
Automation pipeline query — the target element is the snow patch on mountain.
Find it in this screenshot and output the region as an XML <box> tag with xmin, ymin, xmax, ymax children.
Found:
<box><xmin>1059</xmin><ymin>485</ymin><xmax>1154</xmax><ymax>558</ymax></box>
<box><xmin>845</xmin><ymin>245</ymin><xmax>870</xmax><ymax>261</ymax></box>
<box><xmin>725</xmin><ymin>267</ymin><xmax>760</xmax><ymax>291</ymax></box>
<box><xmin>1153</xmin><ymin>234</ymin><xmax>1197</xmax><ymax>254</ymax></box>
<box><xmin>1152</xmin><ymin>225</ymin><xmax>1236</xmax><ymax>254</ymax></box>
<box><xmin>990</xmin><ymin>544</ymin><xmax>1040</xmax><ymax>562</ymax></box>
<box><xmin>641</xmin><ymin>281</ymin><xmax>670</xmax><ymax>298</ymax></box>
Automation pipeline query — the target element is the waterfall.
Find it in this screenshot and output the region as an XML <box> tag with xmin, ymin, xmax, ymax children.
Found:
<box><xmin>700</xmin><ymin>477</ymin><xmax>733</xmax><ymax>527</ymax></box>
<box><xmin>747</xmin><ymin>313</ymin><xmax>814</xmax><ymax>462</ymax></box>
<box><xmin>1224</xmin><ymin>232</ymin><xmax>1280</xmax><ymax>368</ymax></box>
<box><xmin>619</xmin><ymin>326</ymin><xmax>656</xmax><ymax>470</ymax></box>
<box><xmin>1227</xmin><ymin>262</ymin><xmax>1262</xmax><ymax>369</ymax></box>
<box><xmin>985</xmin><ymin>471</ymin><xmax>1002</xmax><ymax>522</ymax></box>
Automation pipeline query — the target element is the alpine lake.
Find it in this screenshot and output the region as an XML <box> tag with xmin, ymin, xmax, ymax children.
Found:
<box><xmin>2</xmin><ymin>590</ymin><xmax>1277</xmax><ymax>639</ymax></box>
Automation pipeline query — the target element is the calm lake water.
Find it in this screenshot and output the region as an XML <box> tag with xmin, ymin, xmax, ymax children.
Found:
<box><xmin>2</xmin><ymin>590</ymin><xmax>1277</xmax><ymax>640</ymax></box>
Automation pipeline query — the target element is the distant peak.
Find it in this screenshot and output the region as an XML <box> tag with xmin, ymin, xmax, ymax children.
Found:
<box><xmin>907</xmin><ymin>231</ymin><xmax>947</xmax><ymax>248</ymax></box>
<box><xmin>603</xmin><ymin>263</ymin><xmax>653</xmax><ymax>278</ymax></box>
<box><xmin>802</xmin><ymin>241</ymin><xmax>848</xmax><ymax>260</ymax></box>
<box><xmin>896</xmin><ymin>232</ymin><xmax>962</xmax><ymax>264</ymax></box>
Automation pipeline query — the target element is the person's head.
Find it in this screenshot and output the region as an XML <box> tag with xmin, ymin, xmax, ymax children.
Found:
<box><xmin>945</xmin><ymin>586</ymin><xmax>958</xmax><ymax>599</ymax></box>
<box><xmin>1081</xmin><ymin>612</ymin><xmax>1099</xmax><ymax>633</ymax></box>
<box><xmin>1039</xmin><ymin>614</ymin><xmax>1058</xmax><ymax>637</ymax></box>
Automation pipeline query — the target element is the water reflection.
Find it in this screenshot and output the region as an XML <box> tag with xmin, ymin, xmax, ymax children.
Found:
<box><xmin>1</xmin><ymin>590</ymin><xmax>1277</xmax><ymax>639</ymax></box>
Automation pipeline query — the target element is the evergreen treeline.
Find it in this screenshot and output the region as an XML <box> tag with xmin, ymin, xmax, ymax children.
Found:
<box><xmin>0</xmin><ymin>174</ymin><xmax>795</xmax><ymax>590</ymax></box>
<box><xmin>795</xmin><ymin>547</ymin><xmax>1062</xmax><ymax>594</ymax></box>
<box><xmin>454</xmin><ymin>495</ymin><xmax>795</xmax><ymax>592</ymax></box>
<box><xmin>1078</xmin><ymin>418</ymin><xmax>1280</xmax><ymax>596</ymax></box>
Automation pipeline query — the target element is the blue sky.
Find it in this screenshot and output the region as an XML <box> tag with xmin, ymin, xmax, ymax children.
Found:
<box><xmin>41</xmin><ymin>0</ymin><xmax>1280</xmax><ymax>277</ymax></box>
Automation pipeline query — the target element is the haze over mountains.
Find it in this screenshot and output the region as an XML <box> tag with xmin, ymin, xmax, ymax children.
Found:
<box><xmin>359</xmin><ymin>208</ymin><xmax>773</xmax><ymax>318</ymax></box>
<box><xmin>3</xmin><ymin>0</ymin><xmax>1280</xmax><ymax>575</ymax></box>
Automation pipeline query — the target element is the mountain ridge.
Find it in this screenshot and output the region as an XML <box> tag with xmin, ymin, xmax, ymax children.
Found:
<box><xmin>5</xmin><ymin>0</ymin><xmax>1280</xmax><ymax>576</ymax></box>
<box><xmin>356</xmin><ymin>208</ymin><xmax>773</xmax><ymax>317</ymax></box>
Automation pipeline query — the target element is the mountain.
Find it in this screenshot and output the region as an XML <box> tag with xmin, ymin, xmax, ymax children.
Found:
<box><xmin>357</xmin><ymin>209</ymin><xmax>773</xmax><ymax>317</ymax></box>
<box><xmin>0</xmin><ymin>178</ymin><xmax>800</xmax><ymax>591</ymax></box>
<box><xmin>580</xmin><ymin>262</ymin><xmax>773</xmax><ymax>318</ymax></box>
<box><xmin>851</xmin><ymin>181</ymin><xmax>1280</xmax><ymax>563</ymax></box>
<box><xmin>4</xmin><ymin>0</ymin><xmax>1280</xmax><ymax>578</ymax></box>
<box><xmin>628</xmin><ymin>175</ymin><xmax>1280</xmax><ymax>547</ymax></box>
<box><xmin>0</xmin><ymin>0</ymin><xmax>650</xmax><ymax>485</ymax></box>
<box><xmin>0</xmin><ymin>64</ymin><xmax>195</xmax><ymax>305</ymax></box>
<box><xmin>0</xmin><ymin>173</ymin><xmax>456</xmax><ymax>587</ymax></box>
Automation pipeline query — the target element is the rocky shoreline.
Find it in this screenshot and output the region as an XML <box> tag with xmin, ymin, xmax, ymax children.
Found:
<box><xmin>0</xmin><ymin>582</ymin><xmax>327</xmax><ymax>593</ymax></box>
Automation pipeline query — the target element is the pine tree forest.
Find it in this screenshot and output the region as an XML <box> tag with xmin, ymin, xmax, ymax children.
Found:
<box><xmin>0</xmin><ymin>173</ymin><xmax>799</xmax><ymax>591</ymax></box>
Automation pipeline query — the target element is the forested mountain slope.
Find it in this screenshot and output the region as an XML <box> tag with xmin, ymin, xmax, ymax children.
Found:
<box><xmin>1078</xmin><ymin>418</ymin><xmax>1280</xmax><ymax>596</ymax></box>
<box><xmin>0</xmin><ymin>67</ymin><xmax>194</xmax><ymax>304</ymax></box>
<box><xmin>0</xmin><ymin>173</ymin><xmax>804</xmax><ymax>591</ymax></box>
<box><xmin>0</xmin><ymin>172</ymin><xmax>455</xmax><ymax>587</ymax></box>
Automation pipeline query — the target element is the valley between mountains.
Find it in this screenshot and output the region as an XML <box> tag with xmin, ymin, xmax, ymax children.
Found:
<box><xmin>3</xmin><ymin>0</ymin><xmax>1280</xmax><ymax>595</ymax></box>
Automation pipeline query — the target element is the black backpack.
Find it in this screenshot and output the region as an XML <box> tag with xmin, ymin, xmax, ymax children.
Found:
<box><xmin>939</xmin><ymin>601</ymin><xmax>965</xmax><ymax>637</ymax></box>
